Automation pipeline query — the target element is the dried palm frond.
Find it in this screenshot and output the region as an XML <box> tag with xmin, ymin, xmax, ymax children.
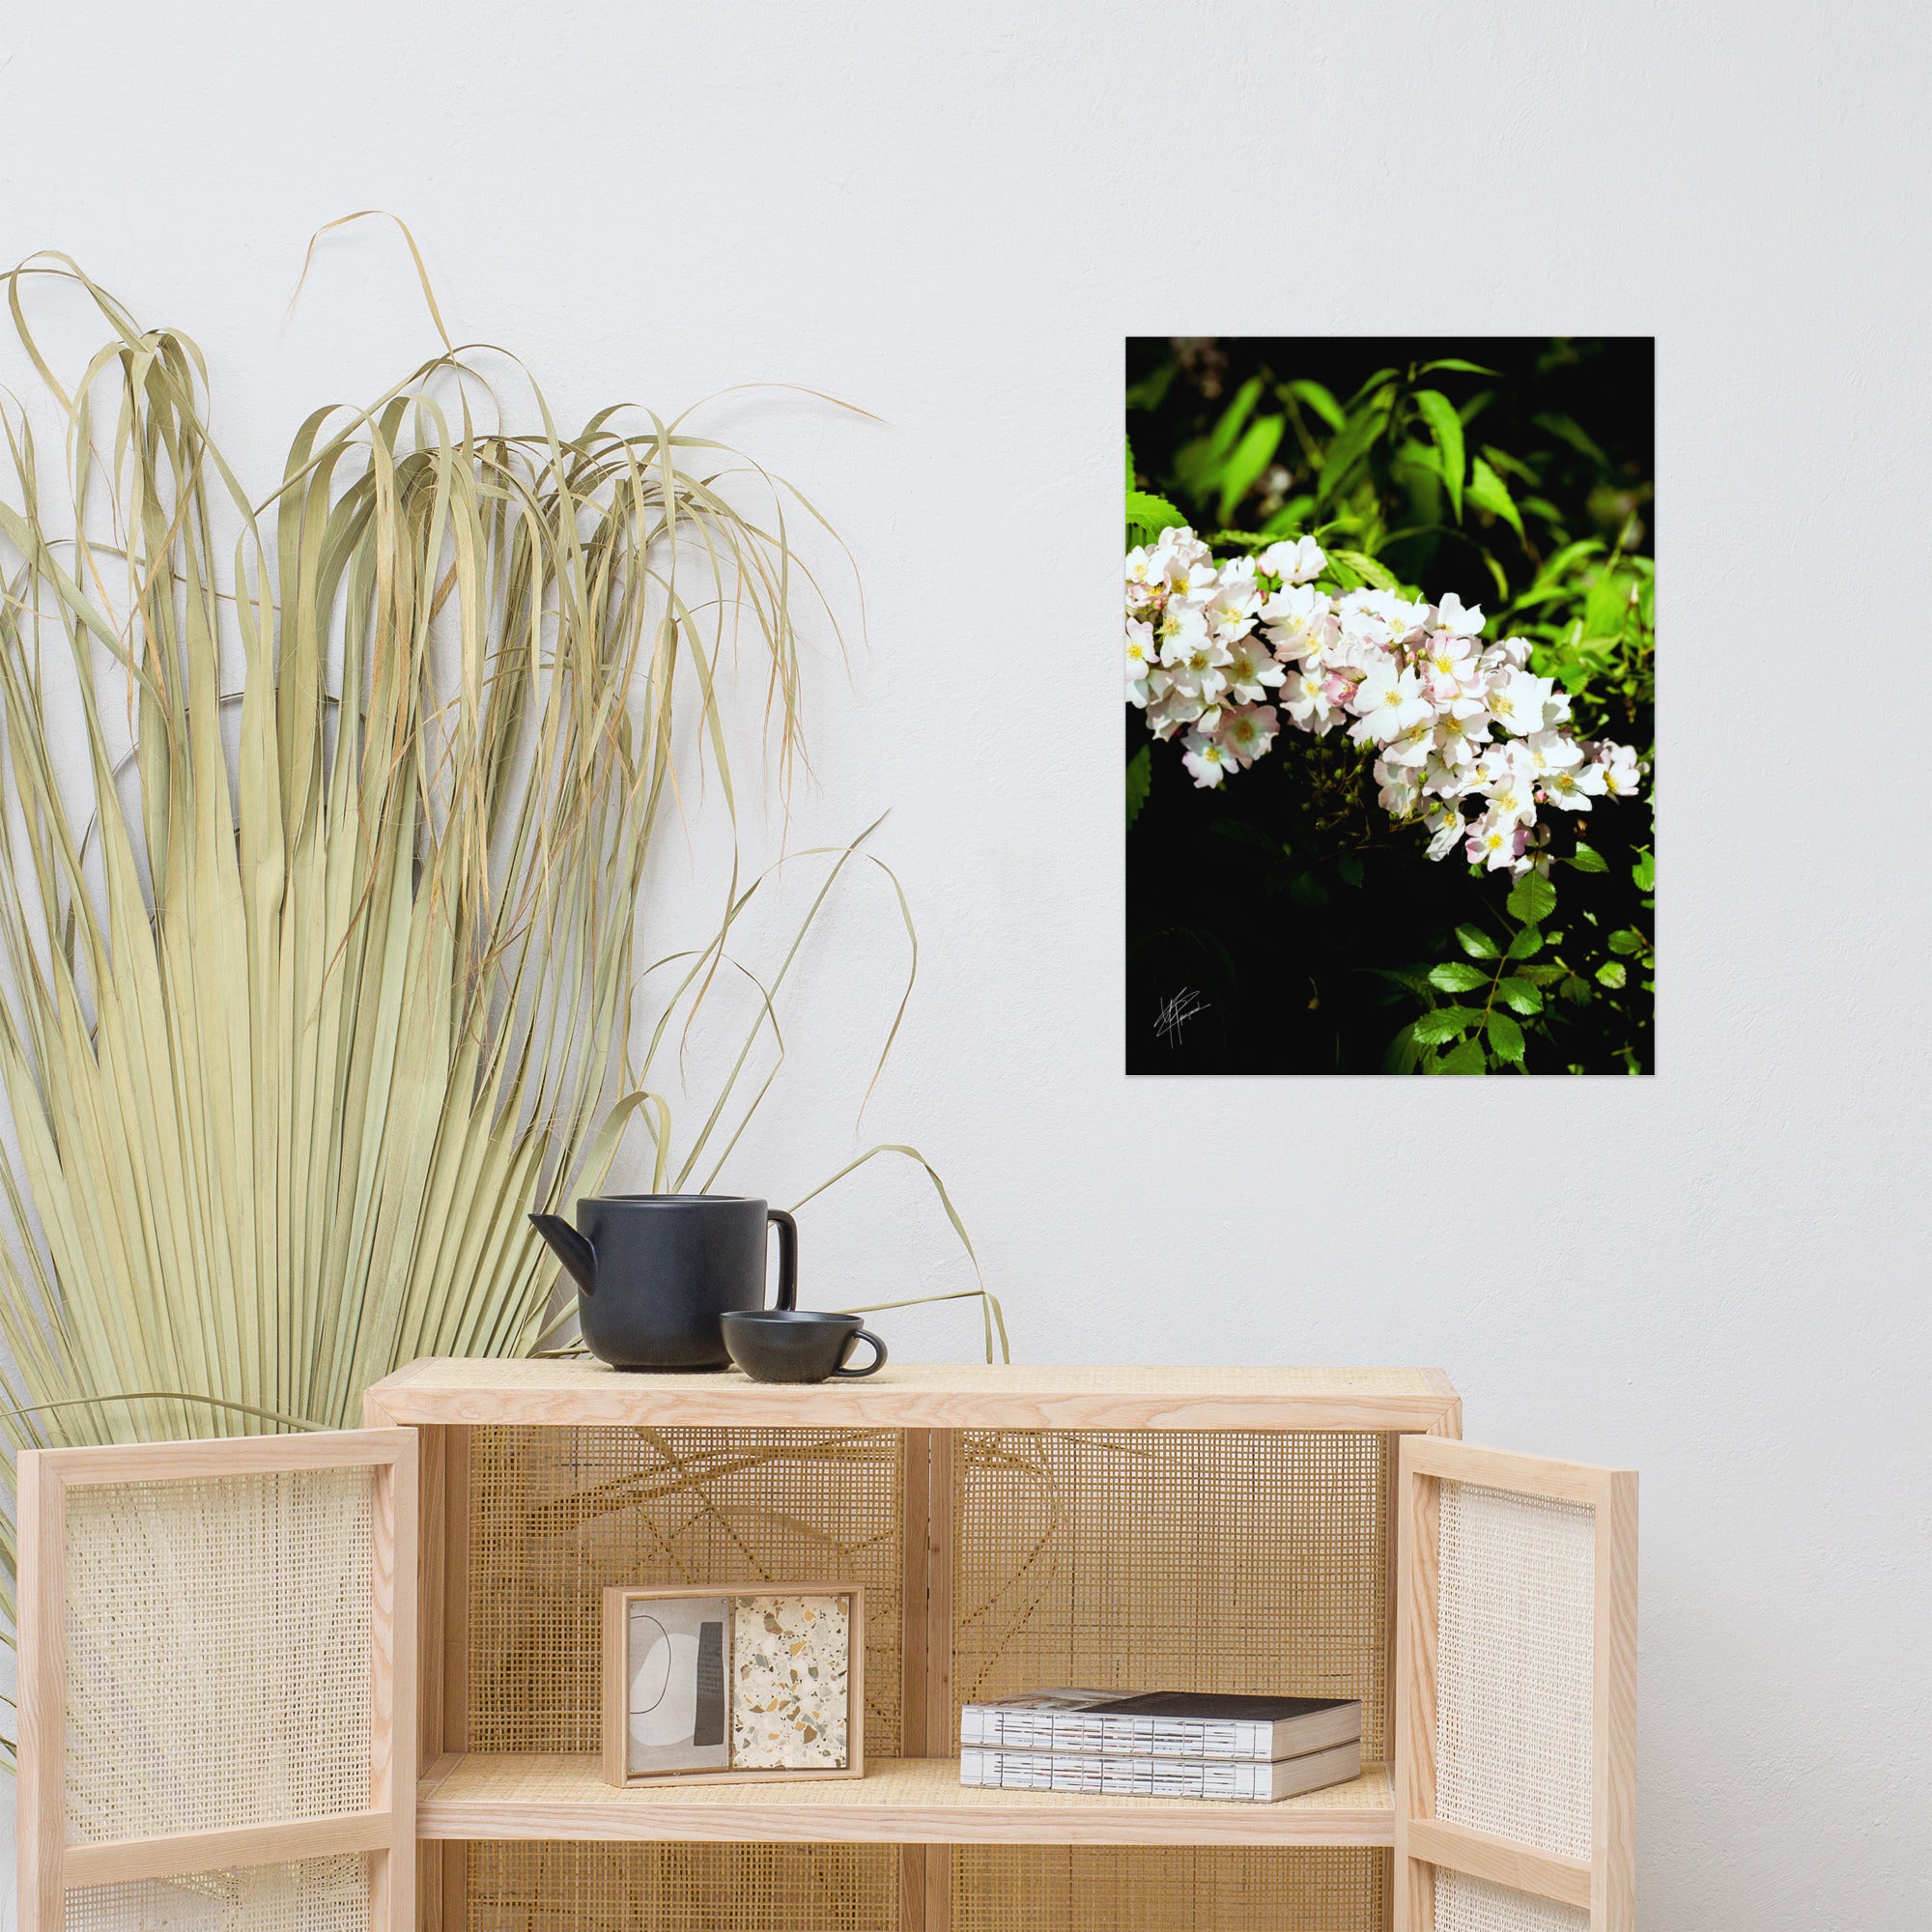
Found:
<box><xmin>0</xmin><ymin>239</ymin><xmax>999</xmax><ymax>1766</ymax></box>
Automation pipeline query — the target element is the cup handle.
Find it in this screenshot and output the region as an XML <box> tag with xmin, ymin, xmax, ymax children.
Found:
<box><xmin>832</xmin><ymin>1328</ymin><xmax>887</xmax><ymax>1378</ymax></box>
<box><xmin>767</xmin><ymin>1208</ymin><xmax>798</xmax><ymax>1311</ymax></box>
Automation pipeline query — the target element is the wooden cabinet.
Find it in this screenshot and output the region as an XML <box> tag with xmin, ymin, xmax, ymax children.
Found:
<box><xmin>17</xmin><ymin>1362</ymin><xmax>1635</xmax><ymax>1932</ymax></box>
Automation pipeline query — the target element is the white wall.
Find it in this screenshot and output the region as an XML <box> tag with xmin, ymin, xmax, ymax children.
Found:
<box><xmin>3</xmin><ymin>2</ymin><xmax>1928</xmax><ymax>1924</ymax></box>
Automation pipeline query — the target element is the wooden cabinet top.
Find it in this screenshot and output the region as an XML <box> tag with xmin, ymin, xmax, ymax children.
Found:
<box><xmin>364</xmin><ymin>1358</ymin><xmax>1461</xmax><ymax>1433</ymax></box>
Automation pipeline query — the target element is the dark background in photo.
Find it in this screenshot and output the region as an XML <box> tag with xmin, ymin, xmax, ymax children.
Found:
<box><xmin>1125</xmin><ymin>337</ymin><xmax>1655</xmax><ymax>1076</ymax></box>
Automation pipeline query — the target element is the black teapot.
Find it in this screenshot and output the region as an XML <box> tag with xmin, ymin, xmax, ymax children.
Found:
<box><xmin>529</xmin><ymin>1194</ymin><xmax>798</xmax><ymax>1371</ymax></box>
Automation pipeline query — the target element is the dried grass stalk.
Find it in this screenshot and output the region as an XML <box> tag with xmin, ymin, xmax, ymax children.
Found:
<box><xmin>0</xmin><ymin>241</ymin><xmax>996</xmax><ymax>1762</ymax></box>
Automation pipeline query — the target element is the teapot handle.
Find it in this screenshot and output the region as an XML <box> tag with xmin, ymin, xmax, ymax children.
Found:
<box><xmin>767</xmin><ymin>1208</ymin><xmax>798</xmax><ymax>1311</ymax></box>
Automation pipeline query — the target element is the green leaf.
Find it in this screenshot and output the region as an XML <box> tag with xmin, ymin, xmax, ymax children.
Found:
<box><xmin>1419</xmin><ymin>357</ymin><xmax>1500</xmax><ymax>377</ymax></box>
<box><xmin>1428</xmin><ymin>961</ymin><xmax>1489</xmax><ymax>993</ymax></box>
<box><xmin>1218</xmin><ymin>414</ymin><xmax>1285</xmax><ymax>524</ymax></box>
<box><xmin>1317</xmin><ymin>401</ymin><xmax>1391</xmax><ymax>506</ymax></box>
<box><xmin>1495</xmin><ymin>977</ymin><xmax>1544</xmax><ymax>1014</ymax></box>
<box><xmin>1382</xmin><ymin>1022</ymin><xmax>1422</xmax><ymax>1075</ymax></box>
<box><xmin>1173</xmin><ymin>379</ymin><xmax>1265</xmax><ymax>499</ymax></box>
<box><xmin>1566</xmin><ymin>841</ymin><xmax>1609</xmax><ymax>873</ymax></box>
<box><xmin>1261</xmin><ymin>495</ymin><xmax>1317</xmax><ymax>534</ymax></box>
<box><xmin>1533</xmin><ymin>537</ymin><xmax>1605</xmax><ymax>586</ymax></box>
<box><xmin>1595</xmin><ymin>960</ymin><xmax>1628</xmax><ymax>989</ymax></box>
<box><xmin>1125</xmin><ymin>491</ymin><xmax>1186</xmax><ymax>547</ymax></box>
<box><xmin>1516</xmin><ymin>964</ymin><xmax>1565</xmax><ymax>985</ymax></box>
<box><xmin>1125</xmin><ymin>746</ymin><xmax>1151</xmax><ymax>832</ymax></box>
<box><xmin>1288</xmin><ymin>870</ymin><xmax>1330</xmax><ymax>909</ymax></box>
<box><xmin>1633</xmin><ymin>849</ymin><xmax>1656</xmax><ymax>891</ymax></box>
<box><xmin>1506</xmin><ymin>873</ymin><xmax>1557</xmax><ymax>923</ymax></box>
<box><xmin>1208</xmin><ymin>377</ymin><xmax>1264</xmax><ymax>461</ymax></box>
<box><xmin>1486</xmin><ymin>1009</ymin><xmax>1525</xmax><ymax>1063</ymax></box>
<box><xmin>1439</xmin><ymin>1037</ymin><xmax>1488</xmax><ymax>1075</ymax></box>
<box><xmin>1607</xmin><ymin>927</ymin><xmax>1646</xmax><ymax>956</ymax></box>
<box><xmin>1482</xmin><ymin>444</ymin><xmax>1538</xmax><ymax>485</ymax></box>
<box><xmin>1283</xmin><ymin>379</ymin><xmax>1346</xmax><ymax>432</ymax></box>
<box><xmin>1532</xmin><ymin>411</ymin><xmax>1607</xmax><ymax>466</ymax></box>
<box><xmin>1125</xmin><ymin>362</ymin><xmax>1177</xmax><ymax>411</ymax></box>
<box><xmin>1364</xmin><ymin>966</ymin><xmax>1433</xmax><ymax>995</ymax></box>
<box><xmin>1326</xmin><ymin>548</ymin><xmax>1400</xmax><ymax>590</ymax></box>
<box><xmin>1124</xmin><ymin>436</ymin><xmax>1136</xmax><ymax>491</ymax></box>
<box><xmin>1456</xmin><ymin>923</ymin><xmax>1499</xmax><ymax>959</ymax></box>
<box><xmin>1585</xmin><ymin>566</ymin><xmax>1633</xmax><ymax>638</ymax></box>
<box><xmin>1506</xmin><ymin>923</ymin><xmax>1543</xmax><ymax>960</ymax></box>
<box><xmin>1337</xmin><ymin>854</ymin><xmax>1363</xmax><ymax>888</ymax></box>
<box><xmin>1412</xmin><ymin>389</ymin><xmax>1464</xmax><ymax>521</ymax></box>
<box><xmin>1210</xmin><ymin>819</ymin><xmax>1280</xmax><ymax>853</ymax></box>
<box><xmin>1467</xmin><ymin>455</ymin><xmax>1524</xmax><ymax>542</ymax></box>
<box><xmin>1414</xmin><ymin>1007</ymin><xmax>1480</xmax><ymax>1044</ymax></box>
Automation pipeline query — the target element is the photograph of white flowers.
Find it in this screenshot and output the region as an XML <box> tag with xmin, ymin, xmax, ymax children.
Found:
<box><xmin>1125</xmin><ymin>338</ymin><xmax>1655</xmax><ymax>1074</ymax></box>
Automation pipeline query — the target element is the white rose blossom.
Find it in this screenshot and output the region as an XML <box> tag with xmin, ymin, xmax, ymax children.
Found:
<box><xmin>1222</xmin><ymin>631</ymin><xmax>1286</xmax><ymax>703</ymax></box>
<box><xmin>1258</xmin><ymin>533</ymin><xmax>1326</xmax><ymax>584</ymax></box>
<box><xmin>1125</xmin><ymin>526</ymin><xmax>1646</xmax><ymax>873</ymax></box>
<box><xmin>1125</xmin><ymin>617</ymin><xmax>1158</xmax><ymax>708</ymax></box>
<box><xmin>1180</xmin><ymin>728</ymin><xmax>1237</xmax><ymax>788</ymax></box>
<box><xmin>1219</xmin><ymin>703</ymin><xmax>1280</xmax><ymax>769</ymax></box>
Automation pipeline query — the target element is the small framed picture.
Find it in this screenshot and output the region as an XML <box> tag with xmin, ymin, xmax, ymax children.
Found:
<box><xmin>601</xmin><ymin>1583</ymin><xmax>865</xmax><ymax>1787</ymax></box>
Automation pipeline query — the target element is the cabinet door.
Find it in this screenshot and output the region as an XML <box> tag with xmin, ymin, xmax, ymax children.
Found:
<box><xmin>17</xmin><ymin>1429</ymin><xmax>417</xmax><ymax>1932</ymax></box>
<box><xmin>1394</xmin><ymin>1437</ymin><xmax>1636</xmax><ymax>1932</ymax></box>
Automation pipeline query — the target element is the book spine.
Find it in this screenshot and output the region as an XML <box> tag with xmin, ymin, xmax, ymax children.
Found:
<box><xmin>959</xmin><ymin>1748</ymin><xmax>1274</xmax><ymax>1802</ymax></box>
<box><xmin>956</xmin><ymin>1709</ymin><xmax>1277</xmax><ymax>1761</ymax></box>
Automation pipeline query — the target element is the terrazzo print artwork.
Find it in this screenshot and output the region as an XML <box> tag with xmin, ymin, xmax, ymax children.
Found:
<box><xmin>730</xmin><ymin>1594</ymin><xmax>851</xmax><ymax>1769</ymax></box>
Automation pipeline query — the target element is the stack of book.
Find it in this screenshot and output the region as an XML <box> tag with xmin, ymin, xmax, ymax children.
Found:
<box><xmin>958</xmin><ymin>1689</ymin><xmax>1362</xmax><ymax>1803</ymax></box>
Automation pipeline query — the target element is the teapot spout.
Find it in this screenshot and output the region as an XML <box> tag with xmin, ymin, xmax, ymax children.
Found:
<box><xmin>529</xmin><ymin>1212</ymin><xmax>598</xmax><ymax>1296</ymax></box>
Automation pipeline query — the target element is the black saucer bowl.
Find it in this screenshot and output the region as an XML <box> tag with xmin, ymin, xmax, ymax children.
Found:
<box><xmin>721</xmin><ymin>1310</ymin><xmax>888</xmax><ymax>1383</ymax></box>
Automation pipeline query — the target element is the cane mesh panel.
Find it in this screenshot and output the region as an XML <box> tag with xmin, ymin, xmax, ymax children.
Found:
<box><xmin>952</xmin><ymin>1846</ymin><xmax>1387</xmax><ymax>1930</ymax></box>
<box><xmin>467</xmin><ymin>1841</ymin><xmax>896</xmax><ymax>1932</ymax></box>
<box><xmin>1434</xmin><ymin>1869</ymin><xmax>1589</xmax><ymax>1932</ymax></box>
<box><xmin>952</xmin><ymin>1430</ymin><xmax>1391</xmax><ymax>1758</ymax></box>
<box><xmin>468</xmin><ymin>1426</ymin><xmax>902</xmax><ymax>1757</ymax></box>
<box><xmin>63</xmin><ymin>1469</ymin><xmax>375</xmax><ymax>1842</ymax></box>
<box><xmin>1435</xmin><ymin>1481</ymin><xmax>1595</xmax><ymax>1861</ymax></box>
<box><xmin>64</xmin><ymin>1855</ymin><xmax>369</xmax><ymax>1932</ymax></box>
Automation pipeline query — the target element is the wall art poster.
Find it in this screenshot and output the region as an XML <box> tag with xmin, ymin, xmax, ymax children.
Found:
<box><xmin>608</xmin><ymin>1585</ymin><xmax>863</xmax><ymax>1784</ymax></box>
<box><xmin>1125</xmin><ymin>338</ymin><xmax>1654</xmax><ymax>1075</ymax></box>
<box><xmin>626</xmin><ymin>1593</ymin><xmax>732</xmax><ymax>1776</ymax></box>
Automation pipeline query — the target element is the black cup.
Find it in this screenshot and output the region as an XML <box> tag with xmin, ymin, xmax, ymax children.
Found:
<box><xmin>721</xmin><ymin>1310</ymin><xmax>888</xmax><ymax>1383</ymax></box>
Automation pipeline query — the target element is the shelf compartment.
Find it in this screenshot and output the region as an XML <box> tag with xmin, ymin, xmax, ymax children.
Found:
<box><xmin>464</xmin><ymin>1423</ymin><xmax>907</xmax><ymax>1758</ymax></box>
<box><xmin>952</xmin><ymin>1428</ymin><xmax>1394</xmax><ymax>1761</ymax></box>
<box><xmin>952</xmin><ymin>1843</ymin><xmax>1389</xmax><ymax>1932</ymax></box>
<box><xmin>416</xmin><ymin>1754</ymin><xmax>1394</xmax><ymax>1848</ymax></box>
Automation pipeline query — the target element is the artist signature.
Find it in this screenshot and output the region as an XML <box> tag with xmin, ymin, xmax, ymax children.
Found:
<box><xmin>1153</xmin><ymin>987</ymin><xmax>1209</xmax><ymax>1047</ymax></box>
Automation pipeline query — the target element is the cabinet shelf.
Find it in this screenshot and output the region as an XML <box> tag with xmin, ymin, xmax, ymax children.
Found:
<box><xmin>415</xmin><ymin>1752</ymin><xmax>1396</xmax><ymax>1848</ymax></box>
<box><xmin>367</xmin><ymin>1356</ymin><xmax>1463</xmax><ymax>1434</ymax></box>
